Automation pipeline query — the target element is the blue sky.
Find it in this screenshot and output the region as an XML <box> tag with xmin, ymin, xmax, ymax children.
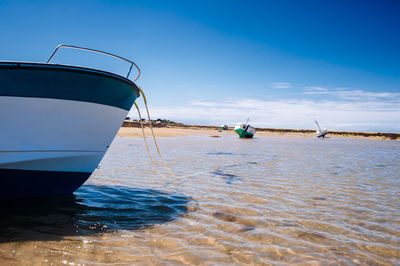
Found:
<box><xmin>1</xmin><ymin>0</ymin><xmax>399</xmax><ymax>132</ymax></box>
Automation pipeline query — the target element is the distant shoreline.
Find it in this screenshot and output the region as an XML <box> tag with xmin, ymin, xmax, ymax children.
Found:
<box><xmin>120</xmin><ymin>121</ymin><xmax>400</xmax><ymax>140</ymax></box>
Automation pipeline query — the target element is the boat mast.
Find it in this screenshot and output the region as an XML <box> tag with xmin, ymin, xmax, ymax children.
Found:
<box><xmin>244</xmin><ymin>118</ymin><xmax>250</xmax><ymax>132</ymax></box>
<box><xmin>315</xmin><ymin>120</ymin><xmax>322</xmax><ymax>131</ymax></box>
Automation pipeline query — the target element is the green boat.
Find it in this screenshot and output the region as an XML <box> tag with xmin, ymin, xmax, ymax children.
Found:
<box><xmin>221</xmin><ymin>124</ymin><xmax>228</xmax><ymax>130</ymax></box>
<box><xmin>234</xmin><ymin>122</ymin><xmax>255</xmax><ymax>138</ymax></box>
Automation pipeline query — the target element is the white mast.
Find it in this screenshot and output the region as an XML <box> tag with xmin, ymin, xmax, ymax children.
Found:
<box><xmin>315</xmin><ymin>119</ymin><xmax>322</xmax><ymax>131</ymax></box>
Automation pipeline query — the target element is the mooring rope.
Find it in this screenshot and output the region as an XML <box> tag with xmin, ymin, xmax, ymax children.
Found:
<box><xmin>135</xmin><ymin>87</ymin><xmax>180</xmax><ymax>181</ymax></box>
<box><xmin>134</xmin><ymin>102</ymin><xmax>167</xmax><ymax>181</ymax></box>
<box><xmin>133</xmin><ymin>99</ymin><xmax>324</xmax><ymax>247</ymax></box>
<box><xmin>134</xmin><ymin>87</ymin><xmax>260</xmax><ymax>185</ymax></box>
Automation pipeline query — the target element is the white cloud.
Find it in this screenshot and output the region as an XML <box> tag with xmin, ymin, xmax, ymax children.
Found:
<box><xmin>304</xmin><ymin>87</ymin><xmax>400</xmax><ymax>101</ymax></box>
<box><xmin>271</xmin><ymin>82</ymin><xmax>291</xmax><ymax>89</ymax></box>
<box><xmin>129</xmin><ymin>96</ymin><xmax>400</xmax><ymax>133</ymax></box>
<box><xmin>303</xmin><ymin>86</ymin><xmax>329</xmax><ymax>94</ymax></box>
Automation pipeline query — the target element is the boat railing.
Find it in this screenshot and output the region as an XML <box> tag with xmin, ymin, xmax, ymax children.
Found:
<box><xmin>46</xmin><ymin>44</ymin><xmax>141</xmax><ymax>82</ymax></box>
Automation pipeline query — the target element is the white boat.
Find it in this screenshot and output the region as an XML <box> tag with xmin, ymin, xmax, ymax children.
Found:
<box><xmin>234</xmin><ymin>119</ymin><xmax>255</xmax><ymax>138</ymax></box>
<box><xmin>0</xmin><ymin>44</ymin><xmax>141</xmax><ymax>199</ymax></box>
<box><xmin>315</xmin><ymin>120</ymin><xmax>328</xmax><ymax>138</ymax></box>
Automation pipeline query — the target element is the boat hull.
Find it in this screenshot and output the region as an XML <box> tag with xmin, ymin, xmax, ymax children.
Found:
<box><xmin>0</xmin><ymin>169</ymin><xmax>91</xmax><ymax>200</ymax></box>
<box><xmin>0</xmin><ymin>62</ymin><xmax>139</xmax><ymax>199</ymax></box>
<box><xmin>317</xmin><ymin>133</ymin><xmax>328</xmax><ymax>138</ymax></box>
<box><xmin>234</xmin><ymin>128</ymin><xmax>254</xmax><ymax>138</ymax></box>
<box><xmin>316</xmin><ymin>129</ymin><xmax>328</xmax><ymax>138</ymax></box>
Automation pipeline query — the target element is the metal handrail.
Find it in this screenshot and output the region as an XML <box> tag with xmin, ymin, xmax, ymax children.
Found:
<box><xmin>46</xmin><ymin>44</ymin><xmax>141</xmax><ymax>82</ymax></box>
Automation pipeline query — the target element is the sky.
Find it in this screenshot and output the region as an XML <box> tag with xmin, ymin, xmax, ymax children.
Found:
<box><xmin>1</xmin><ymin>0</ymin><xmax>399</xmax><ymax>132</ymax></box>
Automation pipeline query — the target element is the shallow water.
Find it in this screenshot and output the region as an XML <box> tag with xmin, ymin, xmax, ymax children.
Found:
<box><xmin>1</xmin><ymin>136</ymin><xmax>400</xmax><ymax>265</ymax></box>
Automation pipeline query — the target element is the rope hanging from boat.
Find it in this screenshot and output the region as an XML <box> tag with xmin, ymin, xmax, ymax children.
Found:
<box><xmin>135</xmin><ymin>87</ymin><xmax>180</xmax><ymax>181</ymax></box>
<box><xmin>133</xmin><ymin>93</ymin><xmax>266</xmax><ymax>190</ymax></box>
<box><xmin>134</xmin><ymin>102</ymin><xmax>167</xmax><ymax>180</ymax></box>
<box><xmin>134</xmin><ymin>87</ymin><xmax>263</xmax><ymax>185</ymax></box>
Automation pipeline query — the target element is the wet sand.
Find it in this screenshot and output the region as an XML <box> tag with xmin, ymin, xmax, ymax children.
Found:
<box><xmin>117</xmin><ymin>127</ymin><xmax>315</xmax><ymax>138</ymax></box>
<box><xmin>117</xmin><ymin>125</ymin><xmax>400</xmax><ymax>140</ymax></box>
<box><xmin>117</xmin><ymin>127</ymin><xmax>231</xmax><ymax>138</ymax></box>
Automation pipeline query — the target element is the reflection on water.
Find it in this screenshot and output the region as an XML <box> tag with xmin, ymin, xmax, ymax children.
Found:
<box><xmin>212</xmin><ymin>170</ymin><xmax>240</xmax><ymax>184</ymax></box>
<box><xmin>1</xmin><ymin>136</ymin><xmax>399</xmax><ymax>265</ymax></box>
<box><xmin>0</xmin><ymin>185</ymin><xmax>189</xmax><ymax>242</ymax></box>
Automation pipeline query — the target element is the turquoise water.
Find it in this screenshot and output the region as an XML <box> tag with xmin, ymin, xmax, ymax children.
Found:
<box><xmin>1</xmin><ymin>135</ymin><xmax>399</xmax><ymax>264</ymax></box>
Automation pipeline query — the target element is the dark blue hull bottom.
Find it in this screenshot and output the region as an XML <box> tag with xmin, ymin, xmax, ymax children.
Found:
<box><xmin>0</xmin><ymin>169</ymin><xmax>91</xmax><ymax>200</ymax></box>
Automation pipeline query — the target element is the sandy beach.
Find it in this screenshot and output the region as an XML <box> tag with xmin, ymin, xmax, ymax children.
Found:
<box><xmin>117</xmin><ymin>127</ymin><xmax>315</xmax><ymax>138</ymax></box>
<box><xmin>117</xmin><ymin>126</ymin><xmax>231</xmax><ymax>138</ymax></box>
<box><xmin>117</xmin><ymin>123</ymin><xmax>400</xmax><ymax>140</ymax></box>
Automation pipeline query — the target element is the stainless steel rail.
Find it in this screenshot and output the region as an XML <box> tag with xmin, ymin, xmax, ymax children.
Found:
<box><xmin>46</xmin><ymin>44</ymin><xmax>141</xmax><ymax>82</ymax></box>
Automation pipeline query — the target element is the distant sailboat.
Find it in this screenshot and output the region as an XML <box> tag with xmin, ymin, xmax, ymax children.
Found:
<box><xmin>234</xmin><ymin>119</ymin><xmax>256</xmax><ymax>138</ymax></box>
<box><xmin>221</xmin><ymin>124</ymin><xmax>228</xmax><ymax>130</ymax></box>
<box><xmin>315</xmin><ymin>120</ymin><xmax>328</xmax><ymax>138</ymax></box>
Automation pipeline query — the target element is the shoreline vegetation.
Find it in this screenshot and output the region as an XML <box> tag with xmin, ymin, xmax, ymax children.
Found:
<box><xmin>118</xmin><ymin>120</ymin><xmax>400</xmax><ymax>140</ymax></box>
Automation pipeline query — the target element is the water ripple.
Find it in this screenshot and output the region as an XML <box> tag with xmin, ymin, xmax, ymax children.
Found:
<box><xmin>0</xmin><ymin>185</ymin><xmax>190</xmax><ymax>242</ymax></box>
<box><xmin>1</xmin><ymin>136</ymin><xmax>399</xmax><ymax>265</ymax></box>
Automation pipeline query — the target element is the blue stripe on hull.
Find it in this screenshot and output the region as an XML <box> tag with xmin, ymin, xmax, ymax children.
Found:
<box><xmin>317</xmin><ymin>132</ymin><xmax>328</xmax><ymax>138</ymax></box>
<box><xmin>0</xmin><ymin>62</ymin><xmax>138</xmax><ymax>111</ymax></box>
<box><xmin>0</xmin><ymin>169</ymin><xmax>91</xmax><ymax>200</ymax></box>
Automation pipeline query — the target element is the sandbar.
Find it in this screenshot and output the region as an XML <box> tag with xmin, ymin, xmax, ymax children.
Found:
<box><xmin>117</xmin><ymin>123</ymin><xmax>399</xmax><ymax>140</ymax></box>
